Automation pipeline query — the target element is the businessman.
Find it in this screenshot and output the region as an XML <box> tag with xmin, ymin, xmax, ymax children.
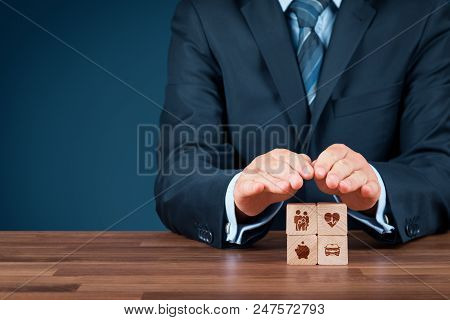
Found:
<box><xmin>155</xmin><ymin>0</ymin><xmax>450</xmax><ymax>248</ymax></box>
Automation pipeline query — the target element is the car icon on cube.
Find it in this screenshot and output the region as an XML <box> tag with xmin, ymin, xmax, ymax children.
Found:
<box><xmin>324</xmin><ymin>244</ymin><xmax>340</xmax><ymax>256</ymax></box>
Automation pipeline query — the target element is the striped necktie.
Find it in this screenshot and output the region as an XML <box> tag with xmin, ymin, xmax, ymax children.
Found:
<box><xmin>287</xmin><ymin>0</ymin><xmax>330</xmax><ymax>107</ymax></box>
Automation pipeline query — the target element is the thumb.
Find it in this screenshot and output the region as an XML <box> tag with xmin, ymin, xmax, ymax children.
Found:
<box><xmin>236</xmin><ymin>180</ymin><xmax>265</xmax><ymax>198</ymax></box>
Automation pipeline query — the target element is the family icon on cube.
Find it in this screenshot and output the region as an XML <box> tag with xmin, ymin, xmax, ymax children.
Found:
<box><xmin>294</xmin><ymin>210</ymin><xmax>310</xmax><ymax>231</ymax></box>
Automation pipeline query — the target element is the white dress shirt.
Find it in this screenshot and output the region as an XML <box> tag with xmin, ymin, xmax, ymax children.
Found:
<box><xmin>225</xmin><ymin>0</ymin><xmax>394</xmax><ymax>244</ymax></box>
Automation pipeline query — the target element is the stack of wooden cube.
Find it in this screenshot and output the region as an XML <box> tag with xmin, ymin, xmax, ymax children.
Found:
<box><xmin>286</xmin><ymin>203</ymin><xmax>348</xmax><ymax>265</ymax></box>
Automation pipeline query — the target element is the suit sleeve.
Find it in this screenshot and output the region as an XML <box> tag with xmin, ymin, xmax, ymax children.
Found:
<box><xmin>372</xmin><ymin>2</ymin><xmax>450</xmax><ymax>244</ymax></box>
<box><xmin>155</xmin><ymin>0</ymin><xmax>270</xmax><ymax>248</ymax></box>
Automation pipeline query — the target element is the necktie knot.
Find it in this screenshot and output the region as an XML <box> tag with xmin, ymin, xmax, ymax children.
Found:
<box><xmin>287</xmin><ymin>0</ymin><xmax>330</xmax><ymax>28</ymax></box>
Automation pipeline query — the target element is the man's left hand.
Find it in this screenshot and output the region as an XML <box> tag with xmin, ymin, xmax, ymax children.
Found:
<box><xmin>313</xmin><ymin>144</ymin><xmax>381</xmax><ymax>213</ymax></box>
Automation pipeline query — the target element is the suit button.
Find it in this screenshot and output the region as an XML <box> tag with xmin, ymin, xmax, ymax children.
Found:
<box><xmin>405</xmin><ymin>224</ymin><xmax>414</xmax><ymax>237</ymax></box>
<box><xmin>198</xmin><ymin>228</ymin><xmax>213</xmax><ymax>244</ymax></box>
<box><xmin>198</xmin><ymin>229</ymin><xmax>205</xmax><ymax>241</ymax></box>
<box><xmin>204</xmin><ymin>231</ymin><xmax>213</xmax><ymax>244</ymax></box>
<box><xmin>413</xmin><ymin>225</ymin><xmax>420</xmax><ymax>236</ymax></box>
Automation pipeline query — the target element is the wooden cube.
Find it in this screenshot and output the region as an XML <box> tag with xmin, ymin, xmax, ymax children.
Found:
<box><xmin>317</xmin><ymin>203</ymin><xmax>347</xmax><ymax>236</ymax></box>
<box><xmin>287</xmin><ymin>235</ymin><xmax>318</xmax><ymax>265</ymax></box>
<box><xmin>286</xmin><ymin>203</ymin><xmax>317</xmax><ymax>236</ymax></box>
<box><xmin>317</xmin><ymin>235</ymin><xmax>348</xmax><ymax>265</ymax></box>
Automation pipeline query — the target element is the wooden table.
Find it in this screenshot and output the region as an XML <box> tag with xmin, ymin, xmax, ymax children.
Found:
<box><xmin>0</xmin><ymin>231</ymin><xmax>448</xmax><ymax>299</ymax></box>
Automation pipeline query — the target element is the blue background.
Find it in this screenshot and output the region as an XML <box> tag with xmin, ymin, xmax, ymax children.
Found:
<box><xmin>0</xmin><ymin>0</ymin><xmax>179</xmax><ymax>230</ymax></box>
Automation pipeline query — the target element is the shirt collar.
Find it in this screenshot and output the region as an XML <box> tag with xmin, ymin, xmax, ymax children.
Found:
<box><xmin>278</xmin><ymin>0</ymin><xmax>342</xmax><ymax>12</ymax></box>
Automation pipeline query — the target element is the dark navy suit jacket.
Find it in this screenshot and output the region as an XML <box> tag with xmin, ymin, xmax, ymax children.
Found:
<box><xmin>156</xmin><ymin>0</ymin><xmax>450</xmax><ymax>248</ymax></box>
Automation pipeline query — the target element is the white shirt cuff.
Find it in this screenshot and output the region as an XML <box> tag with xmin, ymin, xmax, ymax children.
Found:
<box><xmin>333</xmin><ymin>164</ymin><xmax>394</xmax><ymax>234</ymax></box>
<box><xmin>225</xmin><ymin>172</ymin><xmax>282</xmax><ymax>244</ymax></box>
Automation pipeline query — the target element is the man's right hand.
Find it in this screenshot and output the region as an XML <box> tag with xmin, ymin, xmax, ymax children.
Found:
<box><xmin>234</xmin><ymin>149</ymin><xmax>314</xmax><ymax>221</ymax></box>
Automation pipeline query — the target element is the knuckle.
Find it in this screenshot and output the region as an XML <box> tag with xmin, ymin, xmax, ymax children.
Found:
<box><xmin>271</xmin><ymin>148</ymin><xmax>285</xmax><ymax>154</ymax></box>
<box><xmin>243</xmin><ymin>166</ymin><xmax>256</xmax><ymax>175</ymax></box>
<box><xmin>323</xmin><ymin>151</ymin><xmax>336</xmax><ymax>163</ymax></box>
<box><xmin>349</xmin><ymin>176</ymin><xmax>358</xmax><ymax>185</ymax></box>
<box><xmin>245</xmin><ymin>161</ymin><xmax>254</xmax><ymax>170</ymax></box>
<box><xmin>319</xmin><ymin>150</ymin><xmax>330</xmax><ymax>160</ymax></box>
<box><xmin>248</xmin><ymin>161</ymin><xmax>258</xmax><ymax>170</ymax></box>
<box><xmin>267</xmin><ymin>160</ymin><xmax>282</xmax><ymax>173</ymax></box>
<box><xmin>353</xmin><ymin>152</ymin><xmax>365</xmax><ymax>163</ymax></box>
<box><xmin>357</xmin><ymin>172</ymin><xmax>367</xmax><ymax>184</ymax></box>
<box><xmin>268</xmin><ymin>156</ymin><xmax>279</xmax><ymax>165</ymax></box>
<box><xmin>332</xmin><ymin>143</ymin><xmax>346</xmax><ymax>151</ymax></box>
<box><xmin>299</xmin><ymin>153</ymin><xmax>311</xmax><ymax>162</ymax></box>
<box><xmin>255</xmin><ymin>154</ymin><xmax>268</xmax><ymax>164</ymax></box>
<box><xmin>253</xmin><ymin>155</ymin><xmax>263</xmax><ymax>162</ymax></box>
<box><xmin>339</xmin><ymin>158</ymin><xmax>351</xmax><ymax>168</ymax></box>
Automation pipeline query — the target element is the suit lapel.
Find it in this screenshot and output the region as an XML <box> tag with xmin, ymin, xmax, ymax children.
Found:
<box><xmin>311</xmin><ymin>0</ymin><xmax>377</xmax><ymax>128</ymax></box>
<box><xmin>240</xmin><ymin>0</ymin><xmax>309</xmax><ymax>129</ymax></box>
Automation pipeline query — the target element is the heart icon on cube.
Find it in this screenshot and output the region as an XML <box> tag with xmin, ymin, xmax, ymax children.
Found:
<box><xmin>324</xmin><ymin>212</ymin><xmax>340</xmax><ymax>228</ymax></box>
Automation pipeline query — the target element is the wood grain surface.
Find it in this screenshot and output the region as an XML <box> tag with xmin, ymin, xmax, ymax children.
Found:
<box><xmin>0</xmin><ymin>231</ymin><xmax>449</xmax><ymax>300</ymax></box>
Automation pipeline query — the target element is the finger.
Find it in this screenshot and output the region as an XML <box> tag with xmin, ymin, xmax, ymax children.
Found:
<box><xmin>361</xmin><ymin>180</ymin><xmax>380</xmax><ymax>198</ymax></box>
<box><xmin>298</xmin><ymin>154</ymin><xmax>314</xmax><ymax>179</ymax></box>
<box><xmin>235</xmin><ymin>179</ymin><xmax>265</xmax><ymax>198</ymax></box>
<box><xmin>261</xmin><ymin>157</ymin><xmax>304</xmax><ymax>190</ymax></box>
<box><xmin>267</xmin><ymin>168</ymin><xmax>303</xmax><ymax>190</ymax></box>
<box><xmin>272</xmin><ymin>152</ymin><xmax>313</xmax><ymax>180</ymax></box>
<box><xmin>326</xmin><ymin>159</ymin><xmax>354</xmax><ymax>189</ymax></box>
<box><xmin>314</xmin><ymin>144</ymin><xmax>349</xmax><ymax>180</ymax></box>
<box><xmin>301</xmin><ymin>154</ymin><xmax>312</xmax><ymax>163</ymax></box>
<box><xmin>338</xmin><ymin>170</ymin><xmax>368</xmax><ymax>194</ymax></box>
<box><xmin>253</xmin><ymin>171</ymin><xmax>296</xmax><ymax>195</ymax></box>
